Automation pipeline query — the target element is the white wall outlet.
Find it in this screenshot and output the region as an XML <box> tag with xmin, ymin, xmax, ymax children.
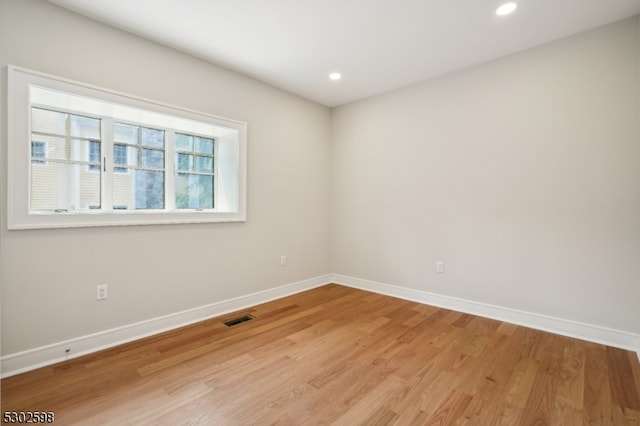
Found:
<box><xmin>280</xmin><ymin>255</ymin><xmax>287</xmax><ymax>266</ymax></box>
<box><xmin>97</xmin><ymin>284</ymin><xmax>108</xmax><ymax>300</ymax></box>
<box><xmin>436</xmin><ymin>261</ymin><xmax>444</xmax><ymax>273</ymax></box>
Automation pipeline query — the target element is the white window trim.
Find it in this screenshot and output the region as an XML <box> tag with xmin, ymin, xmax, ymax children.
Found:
<box><xmin>7</xmin><ymin>65</ymin><xmax>247</xmax><ymax>230</ymax></box>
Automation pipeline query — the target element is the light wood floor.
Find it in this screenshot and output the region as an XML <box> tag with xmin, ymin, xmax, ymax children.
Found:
<box><xmin>2</xmin><ymin>284</ymin><xmax>640</xmax><ymax>425</ymax></box>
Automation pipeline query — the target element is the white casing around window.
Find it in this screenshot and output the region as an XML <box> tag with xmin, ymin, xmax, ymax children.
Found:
<box><xmin>6</xmin><ymin>65</ymin><xmax>247</xmax><ymax>229</ymax></box>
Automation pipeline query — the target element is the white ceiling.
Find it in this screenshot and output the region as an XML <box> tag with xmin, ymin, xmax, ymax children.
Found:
<box><xmin>46</xmin><ymin>0</ymin><xmax>640</xmax><ymax>107</ymax></box>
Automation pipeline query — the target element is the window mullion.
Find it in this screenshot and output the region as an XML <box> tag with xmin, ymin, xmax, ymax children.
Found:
<box><xmin>102</xmin><ymin>118</ymin><xmax>114</xmax><ymax>211</ymax></box>
<box><xmin>65</xmin><ymin>113</ymin><xmax>81</xmax><ymax>210</ymax></box>
<box><xmin>165</xmin><ymin>130</ymin><xmax>176</xmax><ymax>211</ymax></box>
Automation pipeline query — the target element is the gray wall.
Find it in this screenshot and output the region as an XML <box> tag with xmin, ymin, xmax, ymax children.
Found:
<box><xmin>331</xmin><ymin>16</ymin><xmax>640</xmax><ymax>334</ymax></box>
<box><xmin>0</xmin><ymin>0</ymin><xmax>331</xmax><ymax>355</ymax></box>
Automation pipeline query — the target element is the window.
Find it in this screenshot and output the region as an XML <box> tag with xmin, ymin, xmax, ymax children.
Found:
<box><xmin>7</xmin><ymin>65</ymin><xmax>247</xmax><ymax>229</ymax></box>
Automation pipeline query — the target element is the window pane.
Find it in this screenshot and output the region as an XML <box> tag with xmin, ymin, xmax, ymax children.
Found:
<box><xmin>175</xmin><ymin>133</ymin><xmax>193</xmax><ymax>151</ymax></box>
<box><xmin>141</xmin><ymin>149</ymin><xmax>164</xmax><ymax>168</ymax></box>
<box><xmin>30</xmin><ymin>135</ymin><xmax>57</xmax><ymax>162</ymax></box>
<box><xmin>112</xmin><ymin>119</ymin><xmax>165</xmax><ymax>206</ymax></box>
<box><xmin>89</xmin><ymin>141</ymin><xmax>100</xmax><ymax>161</ymax></box>
<box><xmin>195</xmin><ymin>137</ymin><xmax>214</xmax><ymax>155</ymax></box>
<box><xmin>31</xmin><ymin>162</ymin><xmax>101</xmax><ymax>211</ymax></box>
<box><xmin>125</xmin><ymin>146</ymin><xmax>139</xmax><ymax>167</ymax></box>
<box><xmin>113</xmin><ymin>144</ymin><xmax>129</xmax><ymax>173</ymax></box>
<box><xmin>112</xmin><ymin>170</ymin><xmax>164</xmax><ymax>210</ymax></box>
<box><xmin>88</xmin><ymin>141</ymin><xmax>100</xmax><ymax>171</ymax></box>
<box><xmin>141</xmin><ymin>127</ymin><xmax>164</xmax><ymax>148</ymax></box>
<box><xmin>176</xmin><ymin>173</ymin><xmax>213</xmax><ymax>209</ymax></box>
<box><xmin>69</xmin><ymin>139</ymin><xmax>97</xmax><ymax>162</ymax></box>
<box><xmin>33</xmin><ymin>138</ymin><xmax>98</xmax><ymax>162</ymax></box>
<box><xmin>113</xmin><ymin>144</ymin><xmax>127</xmax><ymax>166</ymax></box>
<box><xmin>195</xmin><ymin>156</ymin><xmax>213</xmax><ymax>173</ymax></box>
<box><xmin>177</xmin><ymin>153</ymin><xmax>193</xmax><ymax>171</ymax></box>
<box><xmin>114</xmin><ymin>122</ymin><xmax>138</xmax><ymax>143</ymax></box>
<box><xmin>32</xmin><ymin>108</ymin><xmax>66</xmax><ymax>135</ymax></box>
<box><xmin>70</xmin><ymin>115</ymin><xmax>100</xmax><ymax>139</ymax></box>
<box><xmin>135</xmin><ymin>171</ymin><xmax>164</xmax><ymax>209</ymax></box>
<box><xmin>31</xmin><ymin>141</ymin><xmax>47</xmax><ymax>163</ymax></box>
<box><xmin>112</xmin><ymin>170</ymin><xmax>133</xmax><ymax>207</ymax></box>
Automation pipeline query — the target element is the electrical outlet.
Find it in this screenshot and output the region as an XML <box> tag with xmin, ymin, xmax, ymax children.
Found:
<box><xmin>97</xmin><ymin>284</ymin><xmax>108</xmax><ymax>300</ymax></box>
<box><xmin>436</xmin><ymin>261</ymin><xmax>444</xmax><ymax>273</ymax></box>
<box><xmin>280</xmin><ymin>255</ymin><xmax>287</xmax><ymax>266</ymax></box>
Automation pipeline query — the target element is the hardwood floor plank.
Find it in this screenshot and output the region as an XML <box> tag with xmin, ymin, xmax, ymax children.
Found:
<box><xmin>520</xmin><ymin>370</ymin><xmax>557</xmax><ymax>426</ymax></box>
<box><xmin>492</xmin><ymin>357</ymin><xmax>540</xmax><ymax>425</ymax></box>
<box><xmin>3</xmin><ymin>284</ymin><xmax>639</xmax><ymax>425</ymax></box>
<box><xmin>331</xmin><ymin>375</ymin><xmax>406</xmax><ymax>426</ymax></box>
<box><xmin>583</xmin><ymin>345</ymin><xmax>614</xmax><ymax>425</ymax></box>
<box><xmin>452</xmin><ymin>313</ymin><xmax>476</xmax><ymax>328</ymax></box>
<box><xmin>551</xmin><ymin>344</ymin><xmax>586</xmax><ymax>425</ymax></box>
<box><xmin>424</xmin><ymin>388</ymin><xmax>474</xmax><ymax>425</ymax></box>
<box><xmin>607</xmin><ymin>346</ymin><xmax>640</xmax><ymax>411</ymax></box>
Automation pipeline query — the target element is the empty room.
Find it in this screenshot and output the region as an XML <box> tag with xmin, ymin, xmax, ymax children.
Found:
<box><xmin>1</xmin><ymin>0</ymin><xmax>639</xmax><ymax>424</ymax></box>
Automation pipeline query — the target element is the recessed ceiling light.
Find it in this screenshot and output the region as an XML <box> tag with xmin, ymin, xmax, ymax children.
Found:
<box><xmin>496</xmin><ymin>2</ymin><xmax>517</xmax><ymax>16</ymax></box>
<box><xmin>329</xmin><ymin>72</ymin><xmax>342</xmax><ymax>81</ymax></box>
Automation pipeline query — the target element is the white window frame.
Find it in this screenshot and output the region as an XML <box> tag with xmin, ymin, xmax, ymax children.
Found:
<box><xmin>6</xmin><ymin>65</ymin><xmax>247</xmax><ymax>229</ymax></box>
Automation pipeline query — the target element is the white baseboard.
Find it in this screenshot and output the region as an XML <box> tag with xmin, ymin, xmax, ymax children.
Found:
<box><xmin>3</xmin><ymin>273</ymin><xmax>639</xmax><ymax>377</ymax></box>
<box><xmin>0</xmin><ymin>274</ymin><xmax>332</xmax><ymax>378</ymax></box>
<box><xmin>331</xmin><ymin>274</ymin><xmax>640</xmax><ymax>359</ymax></box>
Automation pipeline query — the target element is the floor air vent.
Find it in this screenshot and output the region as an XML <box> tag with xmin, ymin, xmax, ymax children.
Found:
<box><xmin>224</xmin><ymin>315</ymin><xmax>254</xmax><ymax>327</ymax></box>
